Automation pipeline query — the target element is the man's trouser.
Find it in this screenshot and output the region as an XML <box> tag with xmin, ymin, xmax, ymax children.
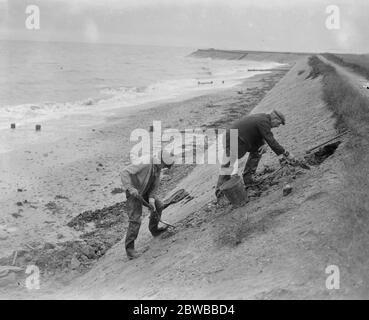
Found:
<box><xmin>242</xmin><ymin>151</ymin><xmax>262</xmax><ymax>184</ymax></box>
<box><xmin>216</xmin><ymin>134</ymin><xmax>263</xmax><ymax>194</ymax></box>
<box><xmin>125</xmin><ymin>191</ymin><xmax>163</xmax><ymax>251</ymax></box>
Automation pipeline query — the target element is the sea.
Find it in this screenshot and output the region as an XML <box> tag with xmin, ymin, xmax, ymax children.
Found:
<box><xmin>0</xmin><ymin>40</ymin><xmax>284</xmax><ymax>152</ymax></box>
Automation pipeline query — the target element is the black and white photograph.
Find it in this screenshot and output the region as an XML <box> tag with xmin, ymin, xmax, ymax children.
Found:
<box><xmin>0</xmin><ymin>0</ymin><xmax>369</xmax><ymax>302</ymax></box>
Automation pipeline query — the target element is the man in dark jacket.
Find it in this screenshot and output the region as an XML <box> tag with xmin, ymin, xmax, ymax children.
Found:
<box><xmin>216</xmin><ymin>110</ymin><xmax>295</xmax><ymax>197</ymax></box>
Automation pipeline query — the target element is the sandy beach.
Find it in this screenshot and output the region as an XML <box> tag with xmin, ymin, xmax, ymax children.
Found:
<box><xmin>0</xmin><ymin>68</ymin><xmax>288</xmax><ymax>260</ymax></box>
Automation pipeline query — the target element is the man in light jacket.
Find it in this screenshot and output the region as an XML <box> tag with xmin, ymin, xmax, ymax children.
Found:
<box><xmin>121</xmin><ymin>150</ymin><xmax>173</xmax><ymax>260</ymax></box>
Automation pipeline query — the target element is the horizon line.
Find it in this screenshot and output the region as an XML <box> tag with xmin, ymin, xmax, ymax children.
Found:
<box><xmin>0</xmin><ymin>38</ymin><xmax>367</xmax><ymax>55</ymax></box>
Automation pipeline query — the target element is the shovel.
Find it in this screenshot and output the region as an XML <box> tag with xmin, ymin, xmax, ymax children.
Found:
<box><xmin>136</xmin><ymin>195</ymin><xmax>176</xmax><ymax>229</ymax></box>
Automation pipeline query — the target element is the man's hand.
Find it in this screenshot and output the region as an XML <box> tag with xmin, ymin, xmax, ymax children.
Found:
<box><xmin>149</xmin><ymin>198</ymin><xmax>156</xmax><ymax>212</ymax></box>
<box><xmin>278</xmin><ymin>151</ymin><xmax>297</xmax><ymax>165</ymax></box>
<box><xmin>286</xmin><ymin>152</ymin><xmax>296</xmax><ymax>162</ymax></box>
<box><xmin>258</xmin><ymin>145</ymin><xmax>268</xmax><ymax>155</ymax></box>
<box><xmin>129</xmin><ymin>188</ymin><xmax>139</xmax><ymax>198</ymax></box>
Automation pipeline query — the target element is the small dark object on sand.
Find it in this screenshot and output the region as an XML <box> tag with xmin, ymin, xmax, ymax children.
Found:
<box><xmin>283</xmin><ymin>184</ymin><xmax>293</xmax><ymax>196</ymax></box>
<box><xmin>198</xmin><ymin>81</ymin><xmax>213</xmax><ymax>85</ymax></box>
<box><xmin>111</xmin><ymin>188</ymin><xmax>124</xmax><ymax>195</ymax></box>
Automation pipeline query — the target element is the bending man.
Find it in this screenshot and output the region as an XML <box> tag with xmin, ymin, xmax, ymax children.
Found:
<box><xmin>121</xmin><ymin>150</ymin><xmax>173</xmax><ymax>260</ymax></box>
<box><xmin>216</xmin><ymin>110</ymin><xmax>296</xmax><ymax>197</ymax></box>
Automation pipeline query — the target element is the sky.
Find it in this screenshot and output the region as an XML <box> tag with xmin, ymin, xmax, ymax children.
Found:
<box><xmin>0</xmin><ymin>0</ymin><xmax>368</xmax><ymax>53</ymax></box>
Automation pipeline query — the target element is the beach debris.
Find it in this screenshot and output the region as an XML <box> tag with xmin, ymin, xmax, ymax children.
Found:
<box><xmin>16</xmin><ymin>201</ymin><xmax>23</xmax><ymax>207</ymax></box>
<box><xmin>25</xmin><ymin>243</ymin><xmax>35</xmax><ymax>250</ymax></box>
<box><xmin>10</xmin><ymin>123</ymin><xmax>16</xmax><ymax>129</ymax></box>
<box><xmin>44</xmin><ymin>220</ymin><xmax>56</xmax><ymax>224</ymax></box>
<box><xmin>12</xmin><ymin>251</ymin><xmax>18</xmax><ymax>266</ymax></box>
<box><xmin>55</xmin><ymin>194</ymin><xmax>69</xmax><ymax>200</ymax></box>
<box><xmin>70</xmin><ymin>255</ymin><xmax>81</xmax><ymax>270</ymax></box>
<box><xmin>111</xmin><ymin>187</ymin><xmax>124</xmax><ymax>195</ymax></box>
<box><xmin>35</xmin><ymin>124</ymin><xmax>41</xmax><ymax>131</ymax></box>
<box><xmin>45</xmin><ymin>201</ymin><xmax>62</xmax><ymax>214</ymax></box>
<box><xmin>198</xmin><ymin>81</ymin><xmax>213</xmax><ymax>85</ymax></box>
<box><xmin>280</xmin><ymin>157</ymin><xmax>310</xmax><ymax>170</ymax></box>
<box><xmin>283</xmin><ymin>184</ymin><xmax>293</xmax><ymax>196</ymax></box>
<box><xmin>161</xmin><ymin>174</ymin><xmax>171</xmax><ymax>181</ymax></box>
<box><xmin>0</xmin><ymin>266</ymin><xmax>23</xmax><ymax>278</ymax></box>
<box><xmin>11</xmin><ymin>213</ymin><xmax>23</xmax><ymax>219</ymax></box>
<box><xmin>17</xmin><ymin>188</ymin><xmax>23</xmax><ymax>192</ymax></box>
<box><xmin>43</xmin><ymin>243</ymin><xmax>56</xmax><ymax>250</ymax></box>
<box><xmin>67</xmin><ymin>202</ymin><xmax>127</xmax><ymax>230</ymax></box>
<box><xmin>248</xmin><ymin>189</ymin><xmax>262</xmax><ymax>199</ymax></box>
<box><xmin>45</xmin><ymin>202</ymin><xmax>57</xmax><ymax>210</ymax></box>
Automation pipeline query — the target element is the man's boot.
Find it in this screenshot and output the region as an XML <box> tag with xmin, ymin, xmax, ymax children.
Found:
<box><xmin>126</xmin><ymin>247</ymin><xmax>140</xmax><ymax>260</ymax></box>
<box><xmin>151</xmin><ymin>226</ymin><xmax>169</xmax><ymax>237</ymax></box>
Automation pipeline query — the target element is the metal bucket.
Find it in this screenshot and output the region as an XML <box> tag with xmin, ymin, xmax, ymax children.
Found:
<box><xmin>219</xmin><ymin>175</ymin><xmax>248</xmax><ymax>207</ymax></box>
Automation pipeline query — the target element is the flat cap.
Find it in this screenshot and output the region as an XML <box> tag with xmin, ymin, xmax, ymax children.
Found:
<box><xmin>272</xmin><ymin>109</ymin><xmax>286</xmax><ymax>125</ymax></box>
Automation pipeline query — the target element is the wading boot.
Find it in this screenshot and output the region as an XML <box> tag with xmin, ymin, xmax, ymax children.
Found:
<box><xmin>126</xmin><ymin>248</ymin><xmax>140</xmax><ymax>260</ymax></box>
<box><xmin>152</xmin><ymin>226</ymin><xmax>169</xmax><ymax>237</ymax></box>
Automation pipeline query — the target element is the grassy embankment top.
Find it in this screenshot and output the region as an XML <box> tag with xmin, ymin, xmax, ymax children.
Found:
<box><xmin>308</xmin><ymin>55</ymin><xmax>369</xmax><ymax>289</ymax></box>
<box><xmin>323</xmin><ymin>53</ymin><xmax>369</xmax><ymax>81</ymax></box>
